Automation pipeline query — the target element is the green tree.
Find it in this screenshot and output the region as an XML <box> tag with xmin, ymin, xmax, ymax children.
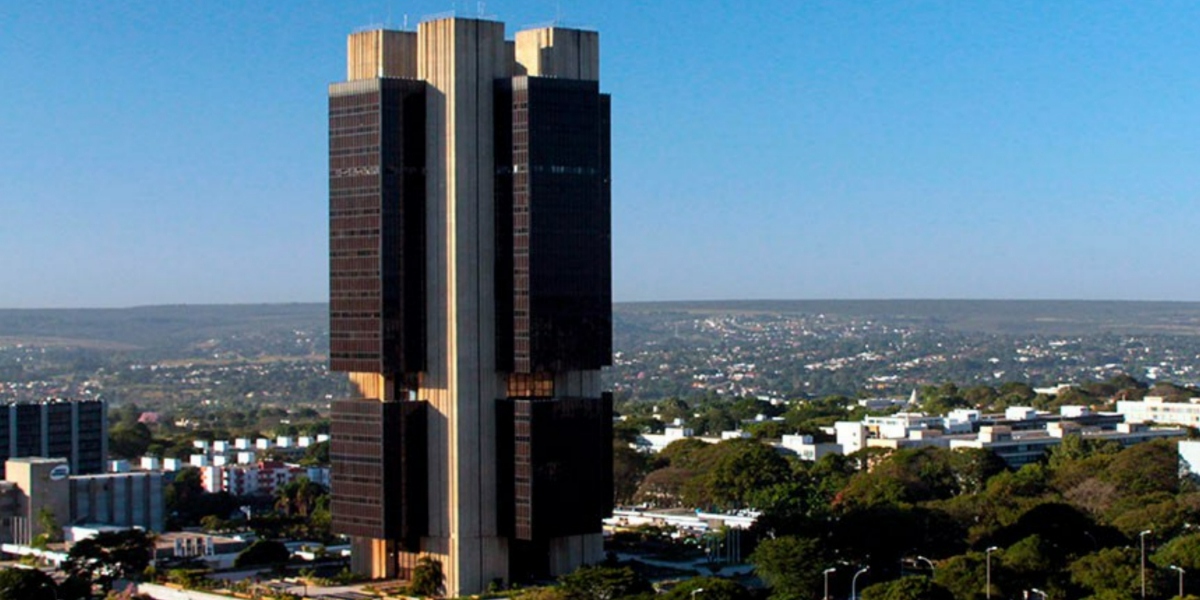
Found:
<box><xmin>749</xmin><ymin>535</ymin><xmax>824</xmax><ymax>600</ymax></box>
<box><xmin>1070</xmin><ymin>547</ymin><xmax>1140</xmax><ymax>600</ymax></box>
<box><xmin>662</xmin><ymin>577</ymin><xmax>751</xmax><ymax>600</ymax></box>
<box><xmin>861</xmin><ymin>575</ymin><xmax>954</xmax><ymax>600</ymax></box>
<box><xmin>410</xmin><ymin>556</ymin><xmax>446</xmax><ymax>598</ymax></box>
<box><xmin>702</xmin><ymin>439</ymin><xmax>792</xmax><ymax>509</ymax></box>
<box><xmin>1103</xmin><ymin>439</ymin><xmax>1180</xmax><ymax>497</ymax></box>
<box><xmin>300</xmin><ymin>440</ymin><xmax>330</xmax><ymax>465</ymax></box>
<box><xmin>613</xmin><ymin>442</ymin><xmax>652</xmax><ymax>505</ymax></box>
<box><xmin>274</xmin><ymin>477</ymin><xmax>327</xmax><ymax>518</ymax></box>
<box><xmin>558</xmin><ymin>565</ymin><xmax>651</xmax><ymax>600</ymax></box>
<box><xmin>932</xmin><ymin>553</ymin><xmax>990</xmax><ymax>600</ymax></box>
<box><xmin>63</xmin><ymin>528</ymin><xmax>155</xmax><ymax>593</ymax></box>
<box><xmin>109</xmin><ymin>422</ymin><xmax>154</xmax><ymax>460</ymax></box>
<box><xmin>1153</xmin><ymin>533</ymin><xmax>1200</xmax><ymax>572</ymax></box>
<box><xmin>0</xmin><ymin>567</ymin><xmax>58</xmax><ymax>600</ymax></box>
<box><xmin>31</xmin><ymin>506</ymin><xmax>59</xmax><ymax>548</ymax></box>
<box><xmin>635</xmin><ymin>467</ymin><xmax>694</xmax><ymax>507</ymax></box>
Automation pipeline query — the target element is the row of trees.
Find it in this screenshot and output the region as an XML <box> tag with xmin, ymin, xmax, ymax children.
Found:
<box><xmin>742</xmin><ymin>437</ymin><xmax>1200</xmax><ymax>600</ymax></box>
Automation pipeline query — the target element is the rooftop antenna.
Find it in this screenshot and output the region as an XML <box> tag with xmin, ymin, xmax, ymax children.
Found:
<box><xmin>404</xmin><ymin>14</ymin><xmax>409</xmax><ymax>30</ymax></box>
<box><xmin>478</xmin><ymin>1</ymin><xmax>486</xmax><ymax>17</ymax></box>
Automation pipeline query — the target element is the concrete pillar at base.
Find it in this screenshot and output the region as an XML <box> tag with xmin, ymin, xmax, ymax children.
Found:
<box><xmin>548</xmin><ymin>533</ymin><xmax>605</xmax><ymax>577</ymax></box>
<box><xmin>350</xmin><ymin>536</ymin><xmax>398</xmax><ymax>579</ymax></box>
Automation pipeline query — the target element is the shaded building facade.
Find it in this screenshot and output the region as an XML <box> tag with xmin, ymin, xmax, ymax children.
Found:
<box><xmin>0</xmin><ymin>399</ymin><xmax>107</xmax><ymax>478</ymax></box>
<box><xmin>328</xmin><ymin>19</ymin><xmax>612</xmax><ymax>595</ymax></box>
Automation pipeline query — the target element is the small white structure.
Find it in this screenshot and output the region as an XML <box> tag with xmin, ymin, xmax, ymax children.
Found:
<box><xmin>199</xmin><ymin>466</ymin><xmax>222</xmax><ymax>494</ymax></box>
<box><xmin>1179</xmin><ymin>440</ymin><xmax>1200</xmax><ymax>479</ymax></box>
<box><xmin>1060</xmin><ymin>405</ymin><xmax>1093</xmax><ymax>418</ymax></box>
<box><xmin>865</xmin><ymin>412</ymin><xmax>942</xmax><ymax>439</ymax></box>
<box><xmin>109</xmin><ymin>460</ymin><xmax>131</xmax><ymax>473</ymax></box>
<box><xmin>189</xmin><ymin>455</ymin><xmax>210</xmax><ymax>468</ymax></box>
<box><xmin>780</xmin><ymin>434</ymin><xmax>841</xmax><ymax>461</ymax></box>
<box><xmin>835</xmin><ymin>421</ymin><xmax>867</xmax><ymax>454</ymax></box>
<box><xmin>1005</xmin><ymin>407</ymin><xmax>1038</xmax><ymax>421</ymax></box>
<box><xmin>636</xmin><ymin>427</ymin><xmax>695</xmax><ymax>453</ymax></box>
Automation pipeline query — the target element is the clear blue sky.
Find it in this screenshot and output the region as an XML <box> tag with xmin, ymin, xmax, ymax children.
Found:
<box><xmin>4</xmin><ymin>1</ymin><xmax>1200</xmax><ymax>308</ymax></box>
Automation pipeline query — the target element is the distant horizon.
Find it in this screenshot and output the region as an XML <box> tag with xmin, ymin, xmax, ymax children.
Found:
<box><xmin>7</xmin><ymin>296</ymin><xmax>1200</xmax><ymax>311</ymax></box>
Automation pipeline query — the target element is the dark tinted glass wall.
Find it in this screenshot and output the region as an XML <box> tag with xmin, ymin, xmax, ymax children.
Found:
<box><xmin>46</xmin><ymin>403</ymin><xmax>72</xmax><ymax>464</ymax></box>
<box><xmin>496</xmin><ymin>394</ymin><xmax>613</xmax><ymax>542</ymax></box>
<box><xmin>75</xmin><ymin>400</ymin><xmax>105</xmax><ymax>474</ymax></box>
<box><xmin>498</xmin><ymin>76</ymin><xmax>612</xmax><ymax>373</ymax></box>
<box><xmin>329</xmin><ymin>400</ymin><xmax>427</xmax><ymax>548</ymax></box>
<box><xmin>329</xmin><ymin>79</ymin><xmax>426</xmax><ymax>375</ymax></box>
<box><xmin>14</xmin><ymin>404</ymin><xmax>40</xmax><ymax>458</ymax></box>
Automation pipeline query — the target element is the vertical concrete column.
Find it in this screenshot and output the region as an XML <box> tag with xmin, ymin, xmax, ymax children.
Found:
<box><xmin>418</xmin><ymin>17</ymin><xmax>512</xmax><ymax>596</ymax></box>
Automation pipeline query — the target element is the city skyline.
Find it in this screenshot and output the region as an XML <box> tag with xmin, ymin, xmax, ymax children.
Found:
<box><xmin>6</xmin><ymin>1</ymin><xmax>1200</xmax><ymax>307</ymax></box>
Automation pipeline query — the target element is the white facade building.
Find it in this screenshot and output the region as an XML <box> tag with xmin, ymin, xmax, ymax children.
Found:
<box><xmin>779</xmin><ymin>435</ymin><xmax>841</xmax><ymax>461</ymax></box>
<box><xmin>1117</xmin><ymin>396</ymin><xmax>1200</xmax><ymax>427</ymax></box>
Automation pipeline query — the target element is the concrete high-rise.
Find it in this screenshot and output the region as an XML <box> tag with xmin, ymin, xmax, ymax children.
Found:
<box><xmin>0</xmin><ymin>398</ymin><xmax>107</xmax><ymax>478</ymax></box>
<box><xmin>327</xmin><ymin>17</ymin><xmax>612</xmax><ymax>595</ymax></box>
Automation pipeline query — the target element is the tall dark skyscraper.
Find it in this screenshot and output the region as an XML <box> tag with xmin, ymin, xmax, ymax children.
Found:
<box><xmin>328</xmin><ymin>18</ymin><xmax>612</xmax><ymax>595</ymax></box>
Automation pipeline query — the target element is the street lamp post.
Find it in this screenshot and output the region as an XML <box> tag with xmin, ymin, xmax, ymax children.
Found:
<box><xmin>1030</xmin><ymin>588</ymin><xmax>1047</xmax><ymax>600</ymax></box>
<box><xmin>1171</xmin><ymin>565</ymin><xmax>1185</xmax><ymax>600</ymax></box>
<box><xmin>917</xmin><ymin>556</ymin><xmax>935</xmax><ymax>577</ymax></box>
<box><xmin>691</xmin><ymin>588</ymin><xmax>704</xmax><ymax>600</ymax></box>
<box><xmin>851</xmin><ymin>566</ymin><xmax>870</xmax><ymax>600</ymax></box>
<box><xmin>986</xmin><ymin>546</ymin><xmax>999</xmax><ymax>600</ymax></box>
<box><xmin>823</xmin><ymin>567</ymin><xmax>837</xmax><ymax>600</ymax></box>
<box><xmin>1141</xmin><ymin>529</ymin><xmax>1153</xmax><ymax>600</ymax></box>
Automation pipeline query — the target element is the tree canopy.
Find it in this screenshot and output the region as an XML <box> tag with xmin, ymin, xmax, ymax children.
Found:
<box><xmin>63</xmin><ymin>528</ymin><xmax>155</xmax><ymax>593</ymax></box>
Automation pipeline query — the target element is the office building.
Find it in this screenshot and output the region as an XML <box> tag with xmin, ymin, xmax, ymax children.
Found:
<box><xmin>5</xmin><ymin>457</ymin><xmax>71</xmax><ymax>545</ymax></box>
<box><xmin>0</xmin><ymin>399</ymin><xmax>107</xmax><ymax>477</ymax></box>
<box><xmin>69</xmin><ymin>471</ymin><xmax>166</xmax><ymax>532</ymax></box>
<box><xmin>328</xmin><ymin>17</ymin><xmax>612</xmax><ymax>594</ymax></box>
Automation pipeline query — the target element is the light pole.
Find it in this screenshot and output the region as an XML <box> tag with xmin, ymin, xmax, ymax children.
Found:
<box><xmin>691</xmin><ymin>588</ymin><xmax>704</xmax><ymax>600</ymax></box>
<box><xmin>985</xmin><ymin>546</ymin><xmax>999</xmax><ymax>600</ymax></box>
<box><xmin>1141</xmin><ymin>529</ymin><xmax>1153</xmax><ymax>600</ymax></box>
<box><xmin>1171</xmin><ymin>565</ymin><xmax>1185</xmax><ymax>600</ymax></box>
<box><xmin>917</xmin><ymin>555</ymin><xmax>935</xmax><ymax>576</ymax></box>
<box><xmin>851</xmin><ymin>566</ymin><xmax>870</xmax><ymax>600</ymax></box>
<box><xmin>823</xmin><ymin>567</ymin><xmax>836</xmax><ymax>600</ymax></box>
<box><xmin>1030</xmin><ymin>588</ymin><xmax>1047</xmax><ymax>600</ymax></box>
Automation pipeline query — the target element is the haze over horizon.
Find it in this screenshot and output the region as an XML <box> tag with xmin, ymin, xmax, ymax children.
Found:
<box><xmin>5</xmin><ymin>1</ymin><xmax>1200</xmax><ymax>308</ymax></box>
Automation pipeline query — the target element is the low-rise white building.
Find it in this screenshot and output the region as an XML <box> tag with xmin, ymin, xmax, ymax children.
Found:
<box><xmin>835</xmin><ymin>421</ymin><xmax>867</xmax><ymax>454</ymax></box>
<box><xmin>779</xmin><ymin>435</ymin><xmax>841</xmax><ymax>461</ymax></box>
<box><xmin>1117</xmin><ymin>396</ymin><xmax>1200</xmax><ymax>427</ymax></box>
<box><xmin>865</xmin><ymin>412</ymin><xmax>943</xmax><ymax>439</ymax></box>
<box><xmin>636</xmin><ymin>427</ymin><xmax>695</xmax><ymax>453</ymax></box>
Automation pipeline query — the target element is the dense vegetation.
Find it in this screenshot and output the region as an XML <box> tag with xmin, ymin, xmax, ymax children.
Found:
<box><xmin>609</xmin><ymin>435</ymin><xmax>1199</xmax><ymax>600</ymax></box>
